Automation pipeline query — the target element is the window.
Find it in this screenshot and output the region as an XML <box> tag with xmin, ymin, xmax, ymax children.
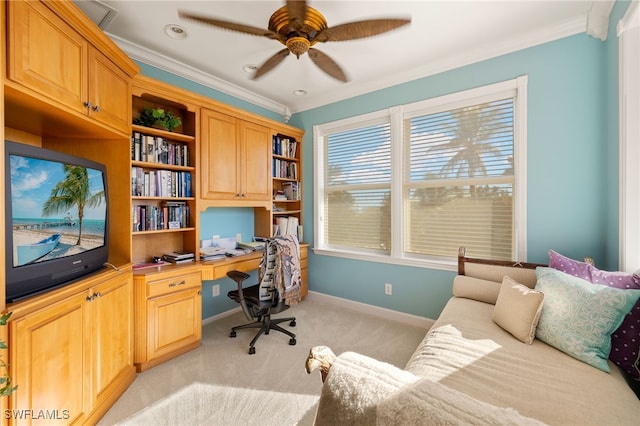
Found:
<box><xmin>314</xmin><ymin>77</ymin><xmax>527</xmax><ymax>269</ymax></box>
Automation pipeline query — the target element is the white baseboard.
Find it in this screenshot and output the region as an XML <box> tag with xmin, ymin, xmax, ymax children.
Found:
<box><xmin>305</xmin><ymin>291</ymin><xmax>435</xmax><ymax>329</ymax></box>
<box><xmin>202</xmin><ymin>291</ymin><xmax>435</xmax><ymax>329</ymax></box>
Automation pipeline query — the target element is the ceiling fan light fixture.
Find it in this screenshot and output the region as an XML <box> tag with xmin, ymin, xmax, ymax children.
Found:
<box><xmin>286</xmin><ymin>37</ymin><xmax>311</xmax><ymax>58</ymax></box>
<box><xmin>164</xmin><ymin>24</ymin><xmax>189</xmax><ymax>40</ymax></box>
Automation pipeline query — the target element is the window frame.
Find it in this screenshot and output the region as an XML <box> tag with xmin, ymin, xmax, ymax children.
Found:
<box><xmin>313</xmin><ymin>76</ymin><xmax>528</xmax><ymax>271</ymax></box>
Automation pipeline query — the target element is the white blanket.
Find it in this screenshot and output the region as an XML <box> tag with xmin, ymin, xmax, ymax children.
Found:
<box><xmin>314</xmin><ymin>351</ymin><xmax>545</xmax><ymax>426</ymax></box>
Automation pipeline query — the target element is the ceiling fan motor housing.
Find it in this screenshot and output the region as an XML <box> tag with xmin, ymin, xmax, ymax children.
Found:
<box><xmin>269</xmin><ymin>5</ymin><xmax>327</xmax><ymax>57</ymax></box>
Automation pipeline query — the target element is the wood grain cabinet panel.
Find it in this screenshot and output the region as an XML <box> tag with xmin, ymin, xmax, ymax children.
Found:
<box><xmin>200</xmin><ymin>109</ymin><xmax>271</xmax><ymax>204</ymax></box>
<box><xmin>6</xmin><ymin>0</ymin><xmax>133</xmax><ymax>136</ymax></box>
<box><xmin>8</xmin><ymin>271</ymin><xmax>135</xmax><ymax>426</ymax></box>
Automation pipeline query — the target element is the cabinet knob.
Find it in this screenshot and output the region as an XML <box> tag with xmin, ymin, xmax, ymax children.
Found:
<box><xmin>92</xmin><ymin>104</ymin><xmax>101</xmax><ymax>112</ymax></box>
<box><xmin>83</xmin><ymin>101</ymin><xmax>93</xmax><ymax>109</ymax></box>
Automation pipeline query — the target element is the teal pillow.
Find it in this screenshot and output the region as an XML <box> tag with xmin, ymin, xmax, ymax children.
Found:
<box><xmin>535</xmin><ymin>267</ymin><xmax>640</xmax><ymax>372</ymax></box>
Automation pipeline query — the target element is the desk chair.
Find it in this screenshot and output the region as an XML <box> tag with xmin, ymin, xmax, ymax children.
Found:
<box><xmin>226</xmin><ymin>236</ymin><xmax>301</xmax><ymax>354</ymax></box>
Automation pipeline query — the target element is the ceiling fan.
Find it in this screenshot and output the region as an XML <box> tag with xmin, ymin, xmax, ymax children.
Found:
<box><xmin>178</xmin><ymin>1</ymin><xmax>411</xmax><ymax>82</ymax></box>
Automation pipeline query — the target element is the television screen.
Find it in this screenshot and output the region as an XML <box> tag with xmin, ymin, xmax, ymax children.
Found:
<box><xmin>5</xmin><ymin>141</ymin><xmax>109</xmax><ymax>302</ymax></box>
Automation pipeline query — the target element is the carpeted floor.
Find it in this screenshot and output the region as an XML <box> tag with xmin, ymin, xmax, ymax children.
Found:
<box><xmin>99</xmin><ymin>294</ymin><xmax>429</xmax><ymax>425</ymax></box>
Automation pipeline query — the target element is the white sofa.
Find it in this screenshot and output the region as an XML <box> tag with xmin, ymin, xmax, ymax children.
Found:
<box><xmin>311</xmin><ymin>249</ymin><xmax>640</xmax><ymax>425</ymax></box>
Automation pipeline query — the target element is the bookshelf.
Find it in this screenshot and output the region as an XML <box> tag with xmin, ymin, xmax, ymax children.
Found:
<box><xmin>255</xmin><ymin>132</ymin><xmax>304</xmax><ymax>240</ymax></box>
<box><xmin>130</xmin><ymin>76</ymin><xmax>199</xmax><ymax>264</ymax></box>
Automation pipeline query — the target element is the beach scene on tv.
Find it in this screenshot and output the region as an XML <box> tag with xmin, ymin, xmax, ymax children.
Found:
<box><xmin>10</xmin><ymin>154</ymin><xmax>106</xmax><ymax>267</ymax></box>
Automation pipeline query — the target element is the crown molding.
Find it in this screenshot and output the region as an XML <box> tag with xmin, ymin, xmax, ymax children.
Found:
<box><xmin>288</xmin><ymin>15</ymin><xmax>588</xmax><ymax>113</ymax></box>
<box><xmin>108</xmin><ymin>33</ymin><xmax>290</xmax><ymax>117</ymax></box>
<box><xmin>586</xmin><ymin>0</ymin><xmax>615</xmax><ymax>41</ymax></box>
<box><xmin>108</xmin><ymin>12</ymin><xmax>596</xmax><ymax>116</ymax></box>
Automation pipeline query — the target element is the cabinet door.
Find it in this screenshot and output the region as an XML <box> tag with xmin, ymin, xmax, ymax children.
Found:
<box><xmin>239</xmin><ymin>121</ymin><xmax>271</xmax><ymax>201</ymax></box>
<box><xmin>200</xmin><ymin>109</ymin><xmax>240</xmax><ymax>200</ymax></box>
<box><xmin>10</xmin><ymin>294</ymin><xmax>89</xmax><ymax>426</ymax></box>
<box><xmin>7</xmin><ymin>0</ymin><xmax>88</xmax><ymax>115</ymax></box>
<box><xmin>147</xmin><ymin>287</ymin><xmax>202</xmax><ymax>360</ymax></box>
<box><xmin>87</xmin><ymin>47</ymin><xmax>132</xmax><ymax>134</ymax></box>
<box><xmin>87</xmin><ymin>274</ymin><xmax>133</xmax><ymax>410</ymax></box>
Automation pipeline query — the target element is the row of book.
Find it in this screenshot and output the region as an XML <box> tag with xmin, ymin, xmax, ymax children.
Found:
<box><xmin>131</xmin><ymin>132</ymin><xmax>190</xmax><ymax>166</ymax></box>
<box><xmin>272</xmin><ymin>135</ymin><xmax>297</xmax><ymax>158</ymax></box>
<box><xmin>273</xmin><ymin>158</ymin><xmax>298</xmax><ymax>180</ymax></box>
<box><xmin>133</xmin><ymin>201</ymin><xmax>190</xmax><ymax>232</ymax></box>
<box><xmin>132</xmin><ymin>167</ymin><xmax>192</xmax><ymax>198</ymax></box>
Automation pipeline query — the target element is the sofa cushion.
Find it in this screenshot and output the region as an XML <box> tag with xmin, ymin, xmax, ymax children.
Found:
<box><xmin>549</xmin><ymin>250</ymin><xmax>640</xmax><ymax>379</ymax></box>
<box><xmin>535</xmin><ymin>267</ymin><xmax>640</xmax><ymax>372</ymax></box>
<box><xmin>453</xmin><ymin>275</ymin><xmax>501</xmax><ymax>304</ymax></box>
<box><xmin>493</xmin><ymin>276</ymin><xmax>544</xmax><ymax>344</ymax></box>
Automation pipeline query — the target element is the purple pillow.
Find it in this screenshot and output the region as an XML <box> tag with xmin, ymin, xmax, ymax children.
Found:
<box><xmin>549</xmin><ymin>250</ymin><xmax>640</xmax><ymax>379</ymax></box>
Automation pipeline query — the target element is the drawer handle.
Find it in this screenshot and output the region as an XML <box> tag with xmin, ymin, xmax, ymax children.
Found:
<box><xmin>168</xmin><ymin>280</ymin><xmax>186</xmax><ymax>287</ymax></box>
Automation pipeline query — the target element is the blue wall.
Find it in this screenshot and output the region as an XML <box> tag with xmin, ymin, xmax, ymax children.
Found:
<box><xmin>289</xmin><ymin>4</ymin><xmax>629</xmax><ymax>320</ymax></box>
<box><xmin>141</xmin><ymin>2</ymin><xmax>629</xmax><ymax>321</ymax></box>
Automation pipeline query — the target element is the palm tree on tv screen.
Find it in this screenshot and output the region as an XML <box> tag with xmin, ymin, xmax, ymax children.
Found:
<box><xmin>42</xmin><ymin>165</ymin><xmax>105</xmax><ymax>246</ymax></box>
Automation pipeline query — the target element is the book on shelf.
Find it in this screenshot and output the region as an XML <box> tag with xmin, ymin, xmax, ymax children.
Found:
<box><xmin>281</xmin><ymin>181</ymin><xmax>299</xmax><ymax>200</ymax></box>
<box><xmin>162</xmin><ymin>256</ymin><xmax>195</xmax><ymax>264</ymax></box>
<box><xmin>274</xmin><ymin>216</ymin><xmax>300</xmax><ymax>241</ymax></box>
<box><xmin>162</xmin><ymin>251</ymin><xmax>195</xmax><ymax>263</ymax></box>
<box><xmin>131</xmin><ymin>167</ymin><xmax>192</xmax><ymax>198</ymax></box>
<box><xmin>131</xmin><ymin>131</ymin><xmax>190</xmax><ymax>166</ymax></box>
<box><xmin>272</xmin><ymin>135</ymin><xmax>298</xmax><ymax>158</ymax></box>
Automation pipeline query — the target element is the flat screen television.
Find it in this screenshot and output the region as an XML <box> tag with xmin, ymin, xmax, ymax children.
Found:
<box><xmin>4</xmin><ymin>141</ymin><xmax>109</xmax><ymax>303</ymax></box>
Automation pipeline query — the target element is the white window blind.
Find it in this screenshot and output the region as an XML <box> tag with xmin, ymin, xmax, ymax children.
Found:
<box><xmin>404</xmin><ymin>98</ymin><xmax>515</xmax><ymax>260</ymax></box>
<box><xmin>314</xmin><ymin>77</ymin><xmax>526</xmax><ymax>268</ymax></box>
<box><xmin>323</xmin><ymin>121</ymin><xmax>391</xmax><ymax>253</ymax></box>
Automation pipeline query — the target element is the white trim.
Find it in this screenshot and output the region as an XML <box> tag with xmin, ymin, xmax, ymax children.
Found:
<box><xmin>586</xmin><ymin>0</ymin><xmax>615</xmax><ymax>41</ymax></box>
<box><xmin>305</xmin><ymin>291</ymin><xmax>434</xmax><ymax>329</ymax></box>
<box><xmin>108</xmin><ymin>34</ymin><xmax>290</xmax><ymax>117</ymax></box>
<box><xmin>514</xmin><ymin>75</ymin><xmax>529</xmax><ymax>261</ymax></box>
<box><xmin>618</xmin><ymin>0</ymin><xmax>640</xmax><ymax>272</ymax></box>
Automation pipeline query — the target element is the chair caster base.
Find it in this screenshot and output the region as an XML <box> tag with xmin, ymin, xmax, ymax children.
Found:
<box><xmin>289</xmin><ymin>338</ymin><xmax>296</xmax><ymax>345</ymax></box>
<box><xmin>290</xmin><ymin>320</ymin><xmax>296</xmax><ymax>327</ymax></box>
<box><xmin>249</xmin><ymin>347</ymin><xmax>256</xmax><ymax>355</ymax></box>
<box><xmin>230</xmin><ymin>331</ymin><xmax>237</xmax><ymax>338</ymax></box>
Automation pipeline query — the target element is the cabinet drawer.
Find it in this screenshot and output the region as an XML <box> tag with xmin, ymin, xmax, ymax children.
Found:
<box><xmin>147</xmin><ymin>271</ymin><xmax>201</xmax><ymax>298</ymax></box>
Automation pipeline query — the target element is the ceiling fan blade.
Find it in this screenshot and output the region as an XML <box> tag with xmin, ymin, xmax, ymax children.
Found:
<box><xmin>286</xmin><ymin>0</ymin><xmax>307</xmax><ymax>30</ymax></box>
<box><xmin>308</xmin><ymin>48</ymin><xmax>348</xmax><ymax>82</ymax></box>
<box><xmin>253</xmin><ymin>49</ymin><xmax>291</xmax><ymax>80</ymax></box>
<box><xmin>178</xmin><ymin>10</ymin><xmax>284</xmax><ymax>41</ymax></box>
<box><xmin>314</xmin><ymin>18</ymin><xmax>411</xmax><ymax>42</ymax></box>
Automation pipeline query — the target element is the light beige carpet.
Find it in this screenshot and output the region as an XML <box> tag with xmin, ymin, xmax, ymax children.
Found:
<box><xmin>117</xmin><ymin>382</ymin><xmax>318</xmax><ymax>426</ymax></box>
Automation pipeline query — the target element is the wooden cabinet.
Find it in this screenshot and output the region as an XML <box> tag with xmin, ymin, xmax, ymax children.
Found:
<box><xmin>8</xmin><ymin>269</ymin><xmax>135</xmax><ymax>426</ymax></box>
<box><xmin>130</xmin><ymin>76</ymin><xmax>199</xmax><ymax>264</ymax></box>
<box><xmin>5</xmin><ymin>0</ymin><xmax>136</xmax><ymax>137</ymax></box>
<box><xmin>133</xmin><ymin>265</ymin><xmax>202</xmax><ymax>372</ymax></box>
<box><xmin>200</xmin><ymin>109</ymin><xmax>271</xmax><ymax>205</ymax></box>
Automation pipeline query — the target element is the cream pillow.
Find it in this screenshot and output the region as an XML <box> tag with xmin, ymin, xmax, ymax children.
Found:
<box><xmin>492</xmin><ymin>276</ymin><xmax>545</xmax><ymax>344</ymax></box>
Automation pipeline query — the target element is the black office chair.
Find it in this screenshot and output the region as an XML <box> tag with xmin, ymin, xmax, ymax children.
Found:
<box><xmin>226</xmin><ymin>236</ymin><xmax>300</xmax><ymax>354</ymax></box>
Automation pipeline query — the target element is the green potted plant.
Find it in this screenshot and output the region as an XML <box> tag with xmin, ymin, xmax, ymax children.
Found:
<box><xmin>0</xmin><ymin>312</ymin><xmax>16</xmax><ymax>396</ymax></box>
<box><xmin>133</xmin><ymin>107</ymin><xmax>182</xmax><ymax>132</ymax></box>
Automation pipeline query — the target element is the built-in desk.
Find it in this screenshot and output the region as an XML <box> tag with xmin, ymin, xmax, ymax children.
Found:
<box><xmin>132</xmin><ymin>244</ymin><xmax>308</xmax><ymax>371</ymax></box>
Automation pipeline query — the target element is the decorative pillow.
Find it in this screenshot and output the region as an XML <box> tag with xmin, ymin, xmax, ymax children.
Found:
<box><xmin>492</xmin><ymin>276</ymin><xmax>544</xmax><ymax>344</ymax></box>
<box><xmin>535</xmin><ymin>267</ymin><xmax>640</xmax><ymax>372</ymax></box>
<box><xmin>549</xmin><ymin>250</ymin><xmax>640</xmax><ymax>379</ymax></box>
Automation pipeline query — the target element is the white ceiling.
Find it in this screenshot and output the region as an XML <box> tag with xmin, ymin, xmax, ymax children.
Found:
<box><xmin>75</xmin><ymin>1</ymin><xmax>613</xmax><ymax>119</ymax></box>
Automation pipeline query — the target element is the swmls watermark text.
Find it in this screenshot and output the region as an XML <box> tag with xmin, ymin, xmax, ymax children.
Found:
<box><xmin>4</xmin><ymin>409</ymin><xmax>70</xmax><ymax>420</ymax></box>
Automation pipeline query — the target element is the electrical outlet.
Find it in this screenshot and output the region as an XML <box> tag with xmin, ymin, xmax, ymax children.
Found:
<box><xmin>236</xmin><ymin>233</ymin><xmax>242</xmax><ymax>243</ymax></box>
<box><xmin>212</xmin><ymin>284</ymin><xmax>220</xmax><ymax>297</ymax></box>
<box><xmin>384</xmin><ymin>283</ymin><xmax>392</xmax><ymax>295</ymax></box>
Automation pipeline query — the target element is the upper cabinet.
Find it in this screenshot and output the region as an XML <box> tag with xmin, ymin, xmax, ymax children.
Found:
<box><xmin>4</xmin><ymin>0</ymin><xmax>138</xmax><ymax>138</ymax></box>
<box><xmin>200</xmin><ymin>109</ymin><xmax>272</xmax><ymax>206</ymax></box>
